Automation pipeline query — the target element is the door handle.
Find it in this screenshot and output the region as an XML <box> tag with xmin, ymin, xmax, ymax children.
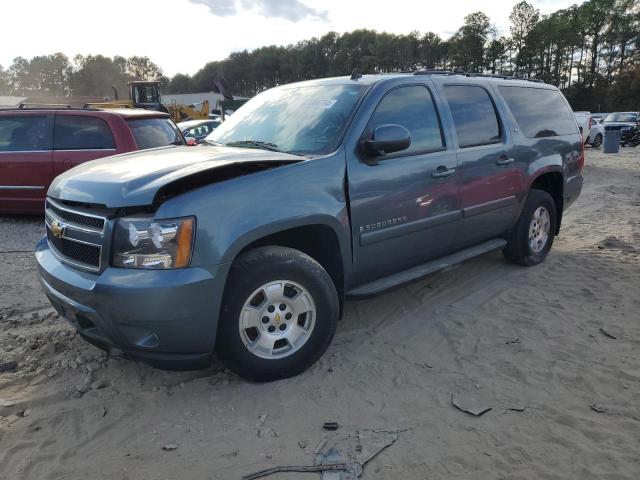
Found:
<box><xmin>431</xmin><ymin>166</ymin><xmax>456</xmax><ymax>179</ymax></box>
<box><xmin>496</xmin><ymin>156</ymin><xmax>515</xmax><ymax>167</ymax></box>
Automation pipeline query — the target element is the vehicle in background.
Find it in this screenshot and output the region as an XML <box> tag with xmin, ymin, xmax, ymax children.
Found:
<box><xmin>178</xmin><ymin>119</ymin><xmax>221</xmax><ymax>144</ymax></box>
<box><xmin>36</xmin><ymin>72</ymin><xmax>584</xmax><ymax>381</ymax></box>
<box><xmin>0</xmin><ymin>108</ymin><xmax>185</xmax><ymax>214</ymax></box>
<box><xmin>574</xmin><ymin>111</ymin><xmax>591</xmax><ymax>140</ymax></box>
<box><xmin>590</xmin><ymin>113</ymin><xmax>608</xmax><ymax>122</ymax></box>
<box><xmin>601</xmin><ymin>112</ymin><xmax>639</xmax><ymax>144</ymax></box>
<box><xmin>586</xmin><ymin>118</ymin><xmax>605</xmax><ymax>148</ymax></box>
<box><xmin>85</xmin><ymin>81</ymin><xmax>212</xmax><ymax>124</ymax></box>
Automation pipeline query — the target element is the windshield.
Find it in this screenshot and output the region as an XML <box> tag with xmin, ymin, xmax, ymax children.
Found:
<box><xmin>206</xmin><ymin>84</ymin><xmax>367</xmax><ymax>155</ymax></box>
<box><xmin>133</xmin><ymin>84</ymin><xmax>161</xmax><ymax>104</ymax></box>
<box><xmin>127</xmin><ymin>118</ymin><xmax>185</xmax><ymax>150</ymax></box>
<box><xmin>603</xmin><ymin>112</ymin><xmax>637</xmax><ymax>123</ymax></box>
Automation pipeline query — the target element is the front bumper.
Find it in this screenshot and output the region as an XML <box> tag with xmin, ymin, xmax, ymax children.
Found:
<box><xmin>35</xmin><ymin>236</ymin><xmax>227</xmax><ymax>370</ymax></box>
<box><xmin>620</xmin><ymin>128</ymin><xmax>636</xmax><ymax>141</ymax></box>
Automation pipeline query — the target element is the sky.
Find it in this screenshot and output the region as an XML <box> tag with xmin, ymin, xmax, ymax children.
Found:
<box><xmin>0</xmin><ymin>0</ymin><xmax>580</xmax><ymax>77</ymax></box>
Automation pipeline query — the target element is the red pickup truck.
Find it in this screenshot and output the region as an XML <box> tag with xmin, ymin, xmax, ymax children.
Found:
<box><xmin>0</xmin><ymin>108</ymin><xmax>185</xmax><ymax>214</ymax></box>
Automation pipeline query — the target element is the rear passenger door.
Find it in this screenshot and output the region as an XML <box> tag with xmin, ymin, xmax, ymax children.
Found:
<box><xmin>0</xmin><ymin>114</ymin><xmax>53</xmax><ymax>213</ymax></box>
<box><xmin>441</xmin><ymin>84</ymin><xmax>522</xmax><ymax>248</ymax></box>
<box><xmin>53</xmin><ymin>115</ymin><xmax>118</xmax><ymax>176</ymax></box>
<box><xmin>347</xmin><ymin>83</ymin><xmax>460</xmax><ymax>281</ymax></box>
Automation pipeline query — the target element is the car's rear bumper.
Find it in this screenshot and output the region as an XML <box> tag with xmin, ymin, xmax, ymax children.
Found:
<box><xmin>35</xmin><ymin>236</ymin><xmax>227</xmax><ymax>370</ymax></box>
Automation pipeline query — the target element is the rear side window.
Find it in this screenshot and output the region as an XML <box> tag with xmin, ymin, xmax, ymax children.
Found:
<box><xmin>127</xmin><ymin>118</ymin><xmax>184</xmax><ymax>150</ymax></box>
<box><xmin>0</xmin><ymin>115</ymin><xmax>53</xmax><ymax>152</ymax></box>
<box><xmin>54</xmin><ymin>115</ymin><xmax>116</xmax><ymax>150</ymax></box>
<box><xmin>498</xmin><ymin>86</ymin><xmax>578</xmax><ymax>138</ymax></box>
<box><xmin>444</xmin><ymin>85</ymin><xmax>501</xmax><ymax>148</ymax></box>
<box><xmin>366</xmin><ymin>85</ymin><xmax>444</xmax><ymax>155</ymax></box>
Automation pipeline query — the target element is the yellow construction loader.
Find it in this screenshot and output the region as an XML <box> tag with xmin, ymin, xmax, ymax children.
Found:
<box><xmin>85</xmin><ymin>81</ymin><xmax>210</xmax><ymax>123</ymax></box>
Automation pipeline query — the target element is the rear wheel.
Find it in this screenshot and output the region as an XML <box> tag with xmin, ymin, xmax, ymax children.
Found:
<box><xmin>216</xmin><ymin>246</ymin><xmax>339</xmax><ymax>382</ymax></box>
<box><xmin>592</xmin><ymin>133</ymin><xmax>603</xmax><ymax>148</ymax></box>
<box><xmin>503</xmin><ymin>189</ymin><xmax>557</xmax><ymax>266</ymax></box>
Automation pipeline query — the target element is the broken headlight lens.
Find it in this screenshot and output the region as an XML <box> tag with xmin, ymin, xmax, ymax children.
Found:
<box><xmin>112</xmin><ymin>217</ymin><xmax>195</xmax><ymax>269</ymax></box>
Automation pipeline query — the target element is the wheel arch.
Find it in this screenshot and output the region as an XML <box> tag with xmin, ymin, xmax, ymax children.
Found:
<box><xmin>528</xmin><ymin>169</ymin><xmax>564</xmax><ymax>234</ymax></box>
<box><xmin>220</xmin><ymin>218</ymin><xmax>350</xmax><ymax>313</ymax></box>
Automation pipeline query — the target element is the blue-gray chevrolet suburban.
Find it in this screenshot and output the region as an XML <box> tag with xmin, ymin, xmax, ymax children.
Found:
<box><xmin>36</xmin><ymin>72</ymin><xmax>584</xmax><ymax>381</ymax></box>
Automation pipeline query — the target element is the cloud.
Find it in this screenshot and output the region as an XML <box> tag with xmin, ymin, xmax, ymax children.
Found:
<box><xmin>190</xmin><ymin>0</ymin><xmax>329</xmax><ymax>22</ymax></box>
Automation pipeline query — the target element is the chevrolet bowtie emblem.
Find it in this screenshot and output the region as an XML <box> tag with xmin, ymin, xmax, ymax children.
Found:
<box><xmin>274</xmin><ymin>313</ymin><xmax>281</xmax><ymax>324</ymax></box>
<box><xmin>50</xmin><ymin>220</ymin><xmax>65</xmax><ymax>238</ymax></box>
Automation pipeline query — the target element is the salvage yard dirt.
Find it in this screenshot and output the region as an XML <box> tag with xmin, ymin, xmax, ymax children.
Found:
<box><xmin>1</xmin><ymin>147</ymin><xmax>640</xmax><ymax>479</ymax></box>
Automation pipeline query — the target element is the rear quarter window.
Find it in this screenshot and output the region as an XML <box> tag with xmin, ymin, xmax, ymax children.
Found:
<box><xmin>127</xmin><ymin>118</ymin><xmax>184</xmax><ymax>150</ymax></box>
<box><xmin>498</xmin><ymin>86</ymin><xmax>578</xmax><ymax>138</ymax></box>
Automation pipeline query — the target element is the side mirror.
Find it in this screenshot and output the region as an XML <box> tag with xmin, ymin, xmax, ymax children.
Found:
<box><xmin>186</xmin><ymin>137</ymin><xmax>197</xmax><ymax>146</ymax></box>
<box><xmin>363</xmin><ymin>124</ymin><xmax>411</xmax><ymax>159</ymax></box>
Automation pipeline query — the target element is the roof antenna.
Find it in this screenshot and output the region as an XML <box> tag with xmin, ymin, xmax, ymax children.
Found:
<box><xmin>350</xmin><ymin>68</ymin><xmax>362</xmax><ymax>80</ymax></box>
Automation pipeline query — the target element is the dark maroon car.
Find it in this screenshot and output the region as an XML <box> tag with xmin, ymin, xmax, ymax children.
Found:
<box><xmin>0</xmin><ymin>108</ymin><xmax>185</xmax><ymax>214</ymax></box>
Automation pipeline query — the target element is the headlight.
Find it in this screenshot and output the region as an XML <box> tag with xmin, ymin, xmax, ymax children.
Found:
<box><xmin>112</xmin><ymin>217</ymin><xmax>195</xmax><ymax>269</ymax></box>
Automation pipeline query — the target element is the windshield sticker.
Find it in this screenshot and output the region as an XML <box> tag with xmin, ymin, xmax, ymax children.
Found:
<box><xmin>304</xmin><ymin>99</ymin><xmax>338</xmax><ymax>109</ymax></box>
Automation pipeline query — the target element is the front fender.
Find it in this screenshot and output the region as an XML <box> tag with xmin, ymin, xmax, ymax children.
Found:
<box><xmin>155</xmin><ymin>151</ymin><xmax>351</xmax><ymax>269</ymax></box>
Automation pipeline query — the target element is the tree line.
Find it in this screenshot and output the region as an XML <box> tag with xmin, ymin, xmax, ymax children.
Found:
<box><xmin>0</xmin><ymin>54</ymin><xmax>164</xmax><ymax>99</ymax></box>
<box><xmin>168</xmin><ymin>0</ymin><xmax>639</xmax><ymax>111</ymax></box>
<box><xmin>1</xmin><ymin>0</ymin><xmax>638</xmax><ymax>111</ymax></box>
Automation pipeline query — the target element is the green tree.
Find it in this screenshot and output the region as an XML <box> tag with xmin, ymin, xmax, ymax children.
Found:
<box><xmin>448</xmin><ymin>12</ymin><xmax>495</xmax><ymax>72</ymax></box>
<box><xmin>509</xmin><ymin>1</ymin><xmax>540</xmax><ymax>75</ymax></box>
<box><xmin>70</xmin><ymin>54</ymin><xmax>129</xmax><ymax>98</ymax></box>
<box><xmin>126</xmin><ymin>56</ymin><xmax>163</xmax><ymax>80</ymax></box>
<box><xmin>0</xmin><ymin>64</ymin><xmax>10</xmax><ymax>95</ymax></box>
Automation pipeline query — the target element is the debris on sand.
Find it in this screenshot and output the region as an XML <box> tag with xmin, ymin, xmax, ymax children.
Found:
<box><xmin>508</xmin><ymin>406</ymin><xmax>526</xmax><ymax>412</ymax></box>
<box><xmin>599</xmin><ymin>327</ymin><xmax>617</xmax><ymax>340</ymax></box>
<box><xmin>161</xmin><ymin>444</ymin><xmax>178</xmax><ymax>451</ymax></box>
<box><xmin>323</xmin><ymin>421</ymin><xmax>339</xmax><ymax>431</ymax></box>
<box><xmin>243</xmin><ymin>429</ymin><xmax>402</xmax><ymax>479</ymax></box>
<box><xmin>597</xmin><ymin>236</ymin><xmax>636</xmax><ymax>252</ymax></box>
<box><xmin>452</xmin><ymin>391</ymin><xmax>492</xmax><ymax>417</ymax></box>
<box><xmin>0</xmin><ymin>361</ymin><xmax>18</xmax><ymax>372</ymax></box>
<box><xmin>0</xmin><ymin>399</ymin><xmax>16</xmax><ymax>407</ymax></box>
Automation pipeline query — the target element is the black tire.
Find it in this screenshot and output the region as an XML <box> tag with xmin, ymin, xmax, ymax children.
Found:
<box><xmin>503</xmin><ymin>189</ymin><xmax>557</xmax><ymax>266</ymax></box>
<box><xmin>216</xmin><ymin>246</ymin><xmax>339</xmax><ymax>382</ymax></box>
<box><xmin>592</xmin><ymin>133</ymin><xmax>603</xmax><ymax>149</ymax></box>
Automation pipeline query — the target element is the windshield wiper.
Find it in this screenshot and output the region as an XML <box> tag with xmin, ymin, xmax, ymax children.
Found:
<box><xmin>225</xmin><ymin>140</ymin><xmax>287</xmax><ymax>153</ymax></box>
<box><xmin>203</xmin><ymin>138</ymin><xmax>223</xmax><ymax>146</ymax></box>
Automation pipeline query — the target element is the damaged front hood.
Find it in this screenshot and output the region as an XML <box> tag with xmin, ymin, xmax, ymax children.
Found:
<box><xmin>48</xmin><ymin>145</ymin><xmax>303</xmax><ymax>208</ymax></box>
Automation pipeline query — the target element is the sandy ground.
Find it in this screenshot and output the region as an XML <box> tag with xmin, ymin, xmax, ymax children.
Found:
<box><xmin>1</xmin><ymin>147</ymin><xmax>639</xmax><ymax>480</ymax></box>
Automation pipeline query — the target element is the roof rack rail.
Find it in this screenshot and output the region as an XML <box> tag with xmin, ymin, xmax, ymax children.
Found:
<box><xmin>413</xmin><ymin>69</ymin><xmax>545</xmax><ymax>83</ymax></box>
<box><xmin>413</xmin><ymin>69</ymin><xmax>462</xmax><ymax>76</ymax></box>
<box><xmin>10</xmin><ymin>103</ymin><xmax>101</xmax><ymax>111</ymax></box>
<box><xmin>18</xmin><ymin>102</ymin><xmax>73</xmax><ymax>109</ymax></box>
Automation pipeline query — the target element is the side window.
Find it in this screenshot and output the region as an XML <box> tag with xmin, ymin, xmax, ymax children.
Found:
<box><xmin>0</xmin><ymin>115</ymin><xmax>53</xmax><ymax>152</ymax></box>
<box><xmin>54</xmin><ymin>115</ymin><xmax>116</xmax><ymax>150</ymax></box>
<box><xmin>498</xmin><ymin>86</ymin><xmax>578</xmax><ymax>138</ymax></box>
<box><xmin>366</xmin><ymin>85</ymin><xmax>444</xmax><ymax>155</ymax></box>
<box><xmin>444</xmin><ymin>85</ymin><xmax>501</xmax><ymax>148</ymax></box>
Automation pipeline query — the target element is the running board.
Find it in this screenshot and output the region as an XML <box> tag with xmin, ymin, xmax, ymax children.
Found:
<box><xmin>347</xmin><ymin>238</ymin><xmax>507</xmax><ymax>297</ymax></box>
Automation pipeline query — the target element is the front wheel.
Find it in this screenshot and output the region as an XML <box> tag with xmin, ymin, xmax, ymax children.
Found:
<box><xmin>503</xmin><ymin>189</ymin><xmax>557</xmax><ymax>266</ymax></box>
<box><xmin>216</xmin><ymin>246</ymin><xmax>339</xmax><ymax>382</ymax></box>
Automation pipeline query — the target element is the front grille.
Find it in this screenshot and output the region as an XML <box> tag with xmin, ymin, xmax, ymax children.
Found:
<box><xmin>45</xmin><ymin>198</ymin><xmax>107</xmax><ymax>271</ymax></box>
<box><xmin>47</xmin><ymin>228</ymin><xmax>101</xmax><ymax>268</ymax></box>
<box><xmin>46</xmin><ymin>199</ymin><xmax>105</xmax><ymax>231</ymax></box>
